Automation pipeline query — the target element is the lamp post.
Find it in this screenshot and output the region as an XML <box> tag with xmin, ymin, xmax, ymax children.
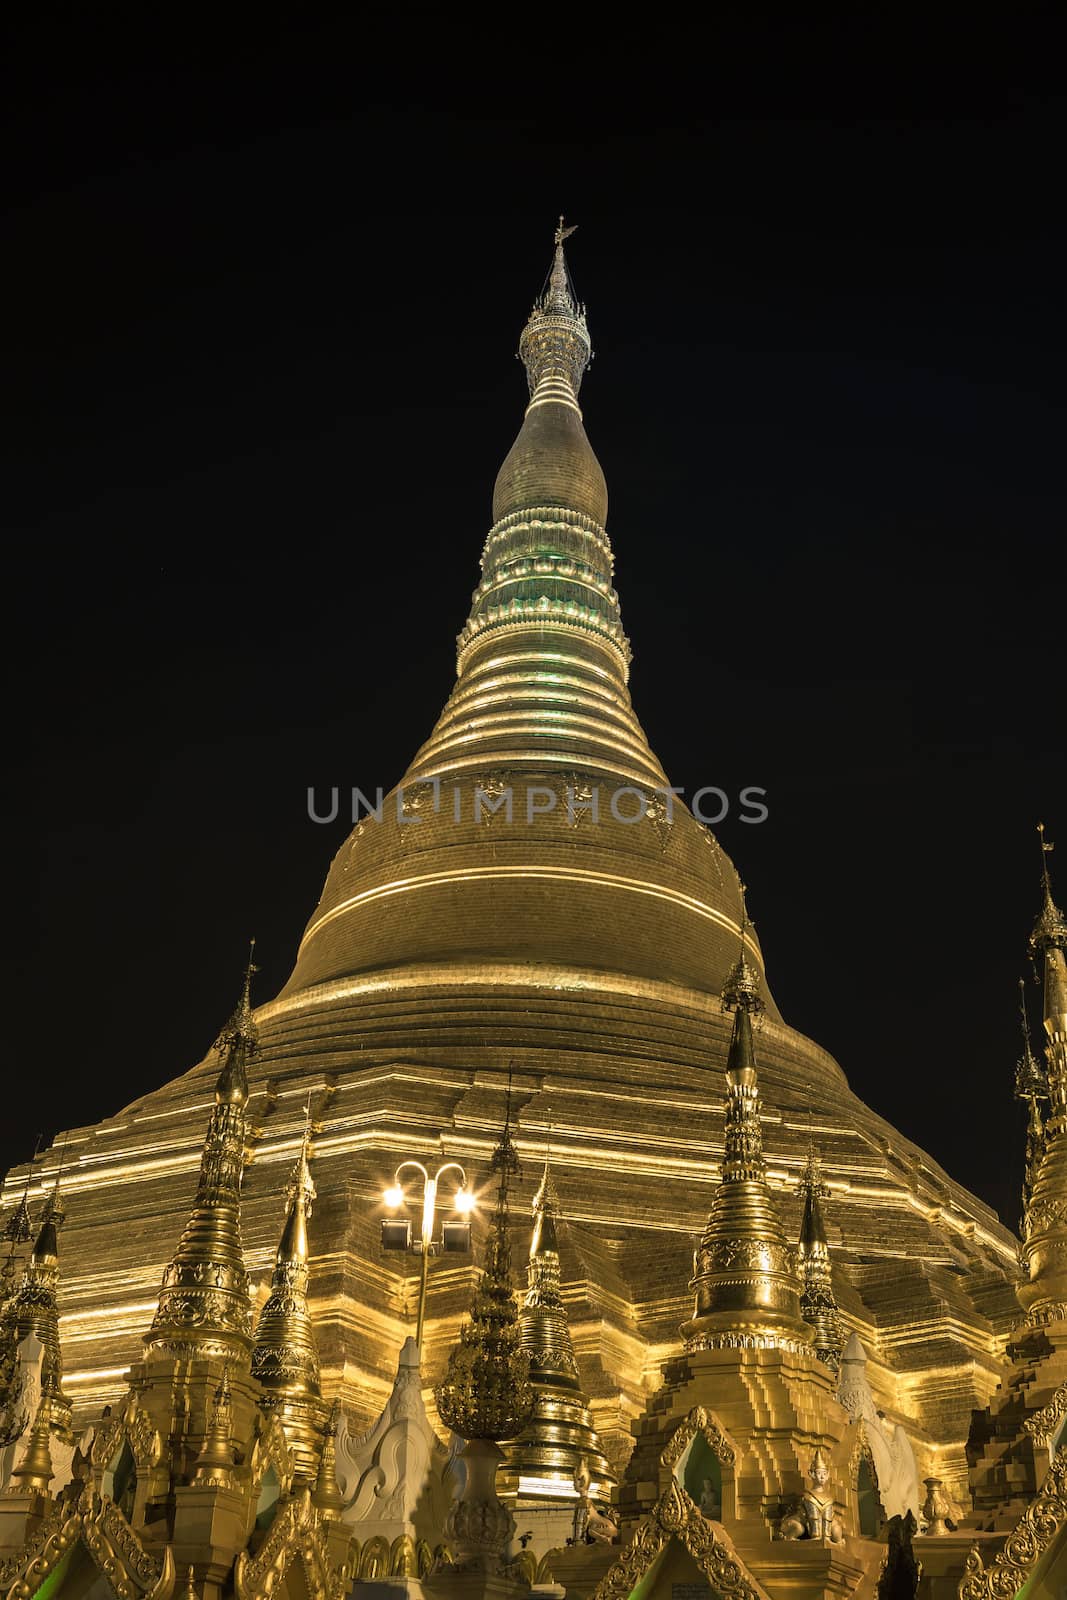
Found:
<box><xmin>381</xmin><ymin>1159</ymin><xmax>475</xmax><ymax>1349</ymax></box>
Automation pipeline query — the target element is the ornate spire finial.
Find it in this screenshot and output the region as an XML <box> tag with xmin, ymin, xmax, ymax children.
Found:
<box><xmin>147</xmin><ymin>954</ymin><xmax>254</xmax><ymax>1363</ymax></box>
<box><xmin>9</xmin><ymin>1394</ymin><xmax>55</xmax><ymax>1495</ymax></box>
<box><xmin>796</xmin><ymin>1125</ymin><xmax>843</xmax><ymax>1372</ymax></box>
<box><xmin>252</xmin><ymin>1104</ymin><xmax>323</xmax><ymax>1481</ymax></box>
<box><xmin>721</xmin><ymin>892</ymin><xmax>765</xmax><ymax>1017</ymax></box>
<box><xmin>435</xmin><ymin>1087</ymin><xmax>533</xmax><ymax>1442</ymax></box>
<box><xmin>214</xmin><ymin>942</ymin><xmax>259</xmax><ymax>1107</ymax></box>
<box><xmin>191</xmin><ymin>1366</ymin><xmax>236</xmax><ymax>1486</ymax></box>
<box><xmin>311</xmin><ymin>1398</ymin><xmax>345</xmax><ymax>1516</ymax></box>
<box><xmin>1015</xmin><ymin>979</ymin><xmax>1047</xmax><ymax>1104</ymax></box>
<box><xmin>1017</xmin><ymin>827</ymin><xmax>1067</xmax><ymax>1318</ymax></box>
<box><xmin>2</xmin><ymin>1176</ymin><xmax>33</xmax><ymax>1246</ymax></box>
<box><xmin>681</xmin><ymin>983</ymin><xmax>810</xmax><ymax>1351</ymax></box>
<box><xmin>500</xmin><ymin>1117</ymin><xmax>616</xmax><ymax>1502</ymax></box>
<box><xmin>1031</xmin><ymin>825</ymin><xmax>1067</xmax><ymax>955</ymax></box>
<box><xmin>7</xmin><ymin>1158</ymin><xmax>70</xmax><ymax>1421</ymax></box>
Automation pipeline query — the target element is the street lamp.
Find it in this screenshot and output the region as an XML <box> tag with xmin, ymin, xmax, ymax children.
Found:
<box><xmin>380</xmin><ymin>1159</ymin><xmax>475</xmax><ymax>1348</ymax></box>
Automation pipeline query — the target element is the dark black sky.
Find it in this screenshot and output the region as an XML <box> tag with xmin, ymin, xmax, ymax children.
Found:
<box><xmin>2</xmin><ymin>12</ymin><xmax>1064</xmax><ymax>1231</ymax></box>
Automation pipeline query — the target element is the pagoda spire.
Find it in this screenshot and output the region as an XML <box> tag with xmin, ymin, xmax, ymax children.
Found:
<box><xmin>403</xmin><ymin>222</ymin><xmax>669</xmax><ymax>791</ymax></box>
<box><xmin>310</xmin><ymin>1398</ymin><xmax>345</xmax><ymax>1517</ymax></box>
<box><xmin>251</xmin><ymin>1101</ymin><xmax>324</xmax><ymax>1481</ymax></box>
<box><xmin>146</xmin><ymin>947</ymin><xmax>257</xmax><ymax>1361</ymax></box>
<box><xmin>796</xmin><ymin>1132</ymin><xmax>843</xmax><ymax>1371</ymax></box>
<box><xmin>681</xmin><ymin>928</ymin><xmax>811</xmax><ymax>1350</ymax></box>
<box><xmin>8</xmin><ymin>1394</ymin><xmax>55</xmax><ymax>1495</ymax></box>
<box><xmin>435</xmin><ymin>1083</ymin><xmax>535</xmax><ymax>1567</ymax></box>
<box><xmin>1018</xmin><ymin>827</ymin><xmax>1067</xmax><ymax>1319</ymax></box>
<box><xmin>7</xmin><ymin>1165</ymin><xmax>71</xmax><ymax>1427</ymax></box>
<box><xmin>1014</xmin><ymin>978</ymin><xmax>1048</xmax><ymax>1229</ymax></box>
<box><xmin>501</xmin><ymin>1135</ymin><xmax>616</xmax><ymax>1502</ymax></box>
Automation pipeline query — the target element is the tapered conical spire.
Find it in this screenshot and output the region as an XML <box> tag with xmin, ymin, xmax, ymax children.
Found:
<box><xmin>501</xmin><ymin>1143</ymin><xmax>616</xmax><ymax>1501</ymax></box>
<box><xmin>146</xmin><ymin>950</ymin><xmax>256</xmax><ymax>1359</ymax></box>
<box><xmin>1014</xmin><ymin>978</ymin><xmax>1048</xmax><ymax>1229</ymax></box>
<box><xmin>191</xmin><ymin>1368</ymin><xmax>236</xmax><ymax>1487</ymax></box>
<box><xmin>796</xmin><ymin>1139</ymin><xmax>843</xmax><ymax>1371</ymax></box>
<box><xmin>9</xmin><ymin>1394</ymin><xmax>55</xmax><ymax>1495</ymax></box>
<box><xmin>681</xmin><ymin>942</ymin><xmax>811</xmax><ymax>1350</ymax></box>
<box><xmin>404</xmin><ymin>223</ymin><xmax>667</xmax><ymax>791</ymax></box>
<box><xmin>1</xmin><ymin>1179</ymin><xmax>32</xmax><ymax>1246</ymax></box>
<box><xmin>435</xmin><ymin>1086</ymin><xmax>534</xmax><ymax>1441</ymax></box>
<box><xmin>1019</xmin><ymin>828</ymin><xmax>1067</xmax><ymax>1319</ymax></box>
<box><xmin>8</xmin><ymin>1173</ymin><xmax>70</xmax><ymax>1426</ymax></box>
<box><xmin>252</xmin><ymin>1105</ymin><xmax>324</xmax><ymax>1481</ymax></box>
<box><xmin>311</xmin><ymin>1398</ymin><xmax>345</xmax><ymax>1516</ymax></box>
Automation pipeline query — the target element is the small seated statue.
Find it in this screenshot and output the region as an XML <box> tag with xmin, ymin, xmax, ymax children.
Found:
<box><xmin>777</xmin><ymin>1446</ymin><xmax>846</xmax><ymax>1544</ymax></box>
<box><xmin>699</xmin><ymin>1476</ymin><xmax>722</xmax><ymax>1520</ymax></box>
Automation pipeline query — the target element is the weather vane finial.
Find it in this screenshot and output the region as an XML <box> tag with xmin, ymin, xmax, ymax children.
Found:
<box><xmin>1038</xmin><ymin>822</ymin><xmax>1055</xmax><ymax>892</ymax></box>
<box><xmin>555</xmin><ymin>215</ymin><xmax>578</xmax><ymax>247</ymax></box>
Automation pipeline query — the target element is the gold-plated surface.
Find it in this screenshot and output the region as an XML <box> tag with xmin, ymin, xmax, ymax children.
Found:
<box><xmin>6</xmin><ymin>1205</ymin><xmax>69</xmax><ymax>1425</ymax></box>
<box><xmin>146</xmin><ymin>959</ymin><xmax>257</xmax><ymax>1360</ymax></box>
<box><xmin>590</xmin><ymin>1479</ymin><xmax>770</xmax><ymax>1600</ymax></box>
<box><xmin>958</xmin><ymin>1446</ymin><xmax>1067</xmax><ymax>1599</ymax></box>
<box><xmin>435</xmin><ymin>1105</ymin><xmax>533</xmax><ymax>1442</ymax></box>
<box><xmin>310</xmin><ymin>1399</ymin><xmax>344</xmax><ymax>1515</ymax></box>
<box><xmin>252</xmin><ymin>1108</ymin><xmax>324</xmax><ymax>1481</ymax></box>
<box><xmin>1018</xmin><ymin>834</ymin><xmax>1067</xmax><ymax>1317</ymax></box>
<box><xmin>8</xmin><ymin>1398</ymin><xmax>55</xmax><ymax>1495</ymax></box>
<box><xmin>493</xmin><ymin>227</ymin><xmax>606</xmax><ymax>528</ymax></box>
<box><xmin>796</xmin><ymin>1143</ymin><xmax>843</xmax><ymax>1372</ymax></box>
<box><xmin>0</xmin><ymin>230</ymin><xmax>1030</xmax><ymax>1547</ymax></box>
<box><xmin>501</xmin><ymin>1154</ymin><xmax>616</xmax><ymax>1499</ymax></box>
<box><xmin>682</xmin><ymin>971</ymin><xmax>812</xmax><ymax>1351</ymax></box>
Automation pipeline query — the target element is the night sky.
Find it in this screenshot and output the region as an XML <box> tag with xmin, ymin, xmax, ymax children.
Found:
<box><xmin>3</xmin><ymin>14</ymin><xmax>1064</xmax><ymax>1234</ymax></box>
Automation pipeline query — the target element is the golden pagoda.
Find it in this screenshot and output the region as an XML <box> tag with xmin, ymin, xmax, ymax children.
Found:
<box><xmin>251</xmin><ymin>1106</ymin><xmax>324</xmax><ymax>1482</ymax></box>
<box><xmin>1</xmin><ymin>226</ymin><xmax>1056</xmax><ymax>1598</ymax></box>
<box><xmin>500</xmin><ymin>1148</ymin><xmax>617</xmax><ymax>1515</ymax></box>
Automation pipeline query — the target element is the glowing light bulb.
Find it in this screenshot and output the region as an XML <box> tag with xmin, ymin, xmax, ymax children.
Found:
<box><xmin>454</xmin><ymin>1188</ymin><xmax>476</xmax><ymax>1216</ymax></box>
<box><xmin>384</xmin><ymin>1185</ymin><xmax>404</xmax><ymax>1210</ymax></box>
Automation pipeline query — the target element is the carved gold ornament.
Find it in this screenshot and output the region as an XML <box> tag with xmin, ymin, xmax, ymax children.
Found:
<box><xmin>957</xmin><ymin>1445</ymin><xmax>1067</xmax><ymax>1600</ymax></box>
<box><xmin>590</xmin><ymin>1480</ymin><xmax>769</xmax><ymax>1600</ymax></box>
<box><xmin>5</xmin><ymin>1492</ymin><xmax>175</xmax><ymax>1600</ymax></box>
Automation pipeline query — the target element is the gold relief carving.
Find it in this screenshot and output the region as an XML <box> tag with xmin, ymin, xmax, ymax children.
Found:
<box><xmin>5</xmin><ymin>1497</ymin><xmax>175</xmax><ymax>1600</ymax></box>
<box><xmin>687</xmin><ymin>1331</ymin><xmax>811</xmax><ymax>1354</ymax></box>
<box><xmin>590</xmin><ymin>1482</ymin><xmax>768</xmax><ymax>1600</ymax></box>
<box><xmin>0</xmin><ymin>1503</ymin><xmax>66</xmax><ymax>1585</ymax></box>
<box><xmin>847</xmin><ymin>1420</ymin><xmax>878</xmax><ymax>1488</ymax></box>
<box><xmin>660</xmin><ymin>1405</ymin><xmax>738</xmax><ymax>1471</ymax></box>
<box><xmin>152</xmin><ymin>1290</ymin><xmax>252</xmax><ymax>1335</ymax></box>
<box><xmin>957</xmin><ymin>1446</ymin><xmax>1067</xmax><ymax>1600</ymax></box>
<box><xmin>644</xmin><ymin>792</ymin><xmax>674</xmax><ymax>851</ymax></box>
<box><xmin>358</xmin><ymin>1536</ymin><xmax>390</xmax><ymax>1579</ymax></box>
<box><xmin>91</xmin><ymin>1398</ymin><xmax>162</xmax><ymax>1474</ymax></box>
<box><xmin>234</xmin><ymin>1494</ymin><xmax>345</xmax><ymax>1600</ymax></box>
<box><xmin>705</xmin><ymin>1240</ymin><xmax>796</xmax><ymax>1274</ymax></box>
<box><xmin>249</xmin><ymin>1411</ymin><xmax>296</xmax><ymax>1499</ymax></box>
<box><xmin>389</xmin><ymin>1534</ymin><xmax>417</xmax><ymax>1577</ymax></box>
<box><xmin>1023</xmin><ymin>1380</ymin><xmax>1067</xmax><ymax>1444</ymax></box>
<box><xmin>1023</xmin><ymin>1300</ymin><xmax>1067</xmax><ymax>1329</ymax></box>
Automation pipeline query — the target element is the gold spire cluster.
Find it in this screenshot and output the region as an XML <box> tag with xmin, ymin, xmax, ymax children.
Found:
<box><xmin>681</xmin><ymin>944</ymin><xmax>811</xmax><ymax>1351</ymax></box>
<box><xmin>503</xmin><ymin>1150</ymin><xmax>616</xmax><ymax>1497</ymax></box>
<box><xmin>1018</xmin><ymin>826</ymin><xmax>1067</xmax><ymax>1318</ymax></box>
<box><xmin>6</xmin><ymin>1183</ymin><xmax>71</xmax><ymax>1426</ymax></box>
<box><xmin>435</xmin><ymin>1097</ymin><xmax>534</xmax><ymax>1441</ymax></box>
<box><xmin>796</xmin><ymin>1139</ymin><xmax>843</xmax><ymax>1371</ymax></box>
<box><xmin>251</xmin><ymin>1106</ymin><xmax>324</xmax><ymax>1480</ymax></box>
<box><xmin>146</xmin><ymin>951</ymin><xmax>257</xmax><ymax>1357</ymax></box>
